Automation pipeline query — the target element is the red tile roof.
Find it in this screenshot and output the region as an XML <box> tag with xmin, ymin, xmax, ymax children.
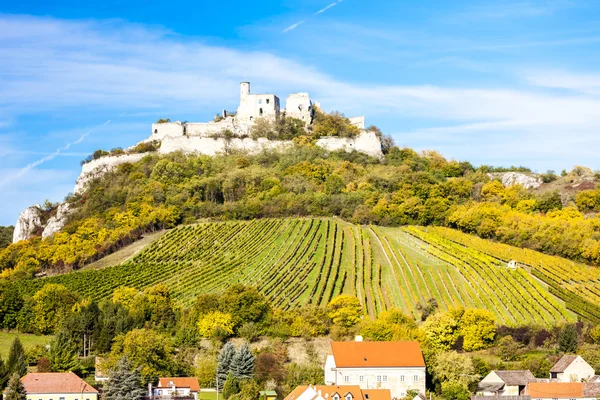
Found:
<box><xmin>331</xmin><ymin>341</ymin><xmax>425</xmax><ymax>368</ymax></box>
<box><xmin>284</xmin><ymin>385</ymin><xmax>391</xmax><ymax>400</ymax></box>
<box><xmin>529</xmin><ymin>382</ymin><xmax>584</xmax><ymax>398</ymax></box>
<box><xmin>157</xmin><ymin>377</ymin><xmax>201</xmax><ymax>392</ymax></box>
<box><xmin>21</xmin><ymin>372</ymin><xmax>98</xmax><ymax>394</ymax></box>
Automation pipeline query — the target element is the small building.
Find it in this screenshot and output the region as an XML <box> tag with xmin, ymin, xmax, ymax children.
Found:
<box><xmin>476</xmin><ymin>370</ymin><xmax>537</xmax><ymax>396</ymax></box>
<box><xmin>285</xmin><ymin>385</ymin><xmax>391</xmax><ymax>400</ymax></box>
<box><xmin>550</xmin><ymin>356</ymin><xmax>595</xmax><ymax>382</ymax></box>
<box><xmin>261</xmin><ymin>390</ymin><xmax>278</xmax><ymax>400</ymax></box>
<box><xmin>150</xmin><ymin>377</ymin><xmax>201</xmax><ymax>400</ymax></box>
<box><xmin>324</xmin><ymin>339</ymin><xmax>426</xmax><ymax>399</ymax></box>
<box><xmin>19</xmin><ymin>372</ymin><xmax>99</xmax><ymax>400</ymax></box>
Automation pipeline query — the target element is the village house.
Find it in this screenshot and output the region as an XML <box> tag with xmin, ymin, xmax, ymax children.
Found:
<box><xmin>149</xmin><ymin>377</ymin><xmax>201</xmax><ymax>400</ymax></box>
<box><xmin>476</xmin><ymin>370</ymin><xmax>537</xmax><ymax>396</ymax></box>
<box><xmin>550</xmin><ymin>356</ymin><xmax>595</xmax><ymax>382</ymax></box>
<box><xmin>324</xmin><ymin>338</ymin><xmax>426</xmax><ymax>399</ymax></box>
<box><xmin>285</xmin><ymin>385</ymin><xmax>391</xmax><ymax>400</ymax></box>
<box><xmin>19</xmin><ymin>372</ymin><xmax>99</xmax><ymax>400</ymax></box>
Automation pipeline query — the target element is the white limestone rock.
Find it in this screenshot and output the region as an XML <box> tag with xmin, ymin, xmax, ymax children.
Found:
<box><xmin>316</xmin><ymin>131</ymin><xmax>383</xmax><ymax>158</ymax></box>
<box><xmin>488</xmin><ymin>172</ymin><xmax>542</xmax><ymax>189</ymax></box>
<box><xmin>13</xmin><ymin>205</ymin><xmax>42</xmax><ymax>243</ymax></box>
<box><xmin>42</xmin><ymin>203</ymin><xmax>72</xmax><ymax>239</ymax></box>
<box><xmin>74</xmin><ymin>153</ymin><xmax>147</xmax><ymax>194</ymax></box>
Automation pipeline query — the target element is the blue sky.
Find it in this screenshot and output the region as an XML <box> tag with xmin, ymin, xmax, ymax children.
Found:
<box><xmin>2</xmin><ymin>0</ymin><xmax>600</xmax><ymax>225</ymax></box>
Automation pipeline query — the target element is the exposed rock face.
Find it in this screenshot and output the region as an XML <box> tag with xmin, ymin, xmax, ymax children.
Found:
<box><xmin>75</xmin><ymin>153</ymin><xmax>147</xmax><ymax>194</ymax></box>
<box><xmin>488</xmin><ymin>172</ymin><xmax>542</xmax><ymax>189</ymax></box>
<box><xmin>13</xmin><ymin>205</ymin><xmax>42</xmax><ymax>243</ymax></box>
<box><xmin>42</xmin><ymin>203</ymin><xmax>72</xmax><ymax>239</ymax></box>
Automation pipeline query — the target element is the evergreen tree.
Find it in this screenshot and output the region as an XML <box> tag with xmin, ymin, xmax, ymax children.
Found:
<box><xmin>0</xmin><ymin>356</ymin><xmax>9</xmax><ymax>391</ymax></box>
<box><xmin>231</xmin><ymin>344</ymin><xmax>255</xmax><ymax>379</ymax></box>
<box><xmin>48</xmin><ymin>332</ymin><xmax>79</xmax><ymax>372</ymax></box>
<box><xmin>103</xmin><ymin>357</ymin><xmax>147</xmax><ymax>400</ymax></box>
<box><xmin>4</xmin><ymin>373</ymin><xmax>26</xmax><ymax>400</ymax></box>
<box><xmin>223</xmin><ymin>372</ymin><xmax>240</xmax><ymax>400</ymax></box>
<box><xmin>7</xmin><ymin>338</ymin><xmax>26</xmax><ymax>377</ymax></box>
<box><xmin>217</xmin><ymin>342</ymin><xmax>236</xmax><ymax>386</ymax></box>
<box><xmin>558</xmin><ymin>324</ymin><xmax>578</xmax><ymax>353</ymax></box>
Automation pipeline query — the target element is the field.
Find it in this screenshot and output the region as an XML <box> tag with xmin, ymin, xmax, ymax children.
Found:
<box><xmin>0</xmin><ymin>332</ymin><xmax>53</xmax><ymax>358</ymax></box>
<box><xmin>19</xmin><ymin>218</ymin><xmax>600</xmax><ymax>325</ymax></box>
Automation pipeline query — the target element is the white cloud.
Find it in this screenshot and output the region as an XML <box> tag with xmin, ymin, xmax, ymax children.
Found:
<box><xmin>283</xmin><ymin>20</ymin><xmax>305</xmax><ymax>32</ymax></box>
<box><xmin>282</xmin><ymin>0</ymin><xmax>344</xmax><ymax>32</ymax></box>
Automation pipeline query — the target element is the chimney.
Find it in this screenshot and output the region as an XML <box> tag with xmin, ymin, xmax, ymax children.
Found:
<box><xmin>355</xmin><ymin>336</ymin><xmax>363</xmax><ymax>342</ymax></box>
<box><xmin>148</xmin><ymin>382</ymin><xmax>153</xmax><ymax>398</ymax></box>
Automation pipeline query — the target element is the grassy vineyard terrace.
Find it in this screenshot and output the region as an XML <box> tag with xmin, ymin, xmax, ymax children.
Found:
<box><xmin>18</xmin><ymin>218</ymin><xmax>600</xmax><ymax>325</ymax></box>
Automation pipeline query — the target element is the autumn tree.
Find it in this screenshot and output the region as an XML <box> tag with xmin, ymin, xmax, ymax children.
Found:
<box><xmin>327</xmin><ymin>295</ymin><xmax>363</xmax><ymax>328</ymax></box>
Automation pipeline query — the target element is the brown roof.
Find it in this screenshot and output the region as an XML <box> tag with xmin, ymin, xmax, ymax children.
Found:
<box><xmin>331</xmin><ymin>341</ymin><xmax>425</xmax><ymax>368</ymax></box>
<box><xmin>528</xmin><ymin>382</ymin><xmax>583</xmax><ymax>398</ymax></box>
<box><xmin>583</xmin><ymin>383</ymin><xmax>600</xmax><ymax>397</ymax></box>
<box><xmin>494</xmin><ymin>370</ymin><xmax>538</xmax><ymax>386</ymax></box>
<box><xmin>550</xmin><ymin>355</ymin><xmax>578</xmax><ymax>373</ymax></box>
<box><xmin>157</xmin><ymin>377</ymin><xmax>201</xmax><ymax>392</ymax></box>
<box><xmin>21</xmin><ymin>372</ymin><xmax>98</xmax><ymax>394</ymax></box>
<box><xmin>284</xmin><ymin>385</ymin><xmax>391</xmax><ymax>400</ymax></box>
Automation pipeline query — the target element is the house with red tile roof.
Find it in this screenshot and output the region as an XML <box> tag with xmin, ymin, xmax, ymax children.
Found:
<box><xmin>285</xmin><ymin>385</ymin><xmax>391</xmax><ymax>400</ymax></box>
<box><xmin>19</xmin><ymin>372</ymin><xmax>98</xmax><ymax>400</ymax></box>
<box><xmin>150</xmin><ymin>377</ymin><xmax>201</xmax><ymax>400</ymax></box>
<box><xmin>324</xmin><ymin>339</ymin><xmax>426</xmax><ymax>399</ymax></box>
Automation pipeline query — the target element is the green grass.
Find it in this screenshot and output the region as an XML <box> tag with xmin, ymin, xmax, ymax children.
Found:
<box><xmin>15</xmin><ymin>218</ymin><xmax>598</xmax><ymax>325</ymax></box>
<box><xmin>0</xmin><ymin>332</ymin><xmax>53</xmax><ymax>358</ymax></box>
<box><xmin>198</xmin><ymin>391</ymin><xmax>224</xmax><ymax>400</ymax></box>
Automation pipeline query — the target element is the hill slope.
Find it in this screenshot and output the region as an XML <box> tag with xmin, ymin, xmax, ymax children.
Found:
<box><xmin>20</xmin><ymin>217</ymin><xmax>598</xmax><ymax>326</ymax></box>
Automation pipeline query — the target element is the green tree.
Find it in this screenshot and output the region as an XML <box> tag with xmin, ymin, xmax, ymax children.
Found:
<box><xmin>223</xmin><ymin>372</ymin><xmax>241</xmax><ymax>400</ymax></box>
<box><xmin>7</xmin><ymin>338</ymin><xmax>27</xmax><ymax>377</ymax></box>
<box><xmin>103</xmin><ymin>357</ymin><xmax>147</xmax><ymax>400</ymax></box>
<box><xmin>497</xmin><ymin>336</ymin><xmax>524</xmax><ymax>362</ymax></box>
<box><xmin>4</xmin><ymin>373</ymin><xmax>26</xmax><ymax>400</ymax></box>
<box><xmin>219</xmin><ymin>285</ymin><xmax>271</xmax><ymax>330</ymax></box>
<box><xmin>327</xmin><ymin>295</ymin><xmax>363</xmax><ymax>328</ymax></box>
<box><xmin>217</xmin><ymin>342</ymin><xmax>236</xmax><ymax>386</ymax></box>
<box><xmin>441</xmin><ymin>381</ymin><xmax>471</xmax><ymax>400</ymax></box>
<box><xmin>559</xmin><ymin>324</ymin><xmax>578</xmax><ymax>353</ymax></box>
<box><xmin>422</xmin><ymin>312</ymin><xmax>459</xmax><ymax>352</ymax></box>
<box><xmin>195</xmin><ymin>354</ymin><xmax>217</xmax><ymax>388</ymax></box>
<box><xmin>232</xmin><ymin>344</ymin><xmax>255</xmax><ymax>379</ymax></box>
<box><xmin>48</xmin><ymin>332</ymin><xmax>78</xmax><ymax>372</ymax></box>
<box><xmin>198</xmin><ymin>312</ymin><xmax>235</xmax><ymax>340</ymax></box>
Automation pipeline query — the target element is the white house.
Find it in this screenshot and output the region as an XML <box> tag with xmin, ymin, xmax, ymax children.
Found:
<box><xmin>150</xmin><ymin>377</ymin><xmax>200</xmax><ymax>400</ymax></box>
<box><xmin>550</xmin><ymin>356</ymin><xmax>595</xmax><ymax>382</ymax></box>
<box><xmin>476</xmin><ymin>370</ymin><xmax>537</xmax><ymax>396</ymax></box>
<box><xmin>324</xmin><ymin>339</ymin><xmax>426</xmax><ymax>399</ymax></box>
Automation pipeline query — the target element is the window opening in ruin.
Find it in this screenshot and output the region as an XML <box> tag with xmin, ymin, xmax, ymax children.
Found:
<box><xmin>259</xmin><ymin>108</ymin><xmax>263</xmax><ymax>116</ymax></box>
<box><xmin>266</xmin><ymin>99</ymin><xmax>270</xmax><ymax>104</ymax></box>
<box><xmin>154</xmin><ymin>129</ymin><xmax>158</xmax><ymax>134</ymax></box>
<box><xmin>258</xmin><ymin>99</ymin><xmax>262</xmax><ymax>104</ymax></box>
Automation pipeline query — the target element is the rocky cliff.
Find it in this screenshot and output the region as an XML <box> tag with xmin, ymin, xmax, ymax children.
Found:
<box><xmin>488</xmin><ymin>172</ymin><xmax>542</xmax><ymax>189</ymax></box>
<box><xmin>13</xmin><ymin>205</ymin><xmax>42</xmax><ymax>243</ymax></box>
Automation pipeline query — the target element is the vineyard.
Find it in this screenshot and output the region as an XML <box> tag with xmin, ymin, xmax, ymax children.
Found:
<box><xmin>19</xmin><ymin>218</ymin><xmax>600</xmax><ymax>325</ymax></box>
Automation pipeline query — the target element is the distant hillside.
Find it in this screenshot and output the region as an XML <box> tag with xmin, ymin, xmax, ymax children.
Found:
<box><xmin>19</xmin><ymin>217</ymin><xmax>600</xmax><ymax>325</ymax></box>
<box><xmin>0</xmin><ymin>226</ymin><xmax>13</xmax><ymax>250</ymax></box>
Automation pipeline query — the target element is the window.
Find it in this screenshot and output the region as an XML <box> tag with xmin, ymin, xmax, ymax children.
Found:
<box><xmin>259</xmin><ymin>108</ymin><xmax>263</xmax><ymax>116</ymax></box>
<box><xmin>258</xmin><ymin>99</ymin><xmax>263</xmax><ymax>104</ymax></box>
<box><xmin>414</xmin><ymin>375</ymin><xmax>419</xmax><ymax>382</ymax></box>
<box><xmin>346</xmin><ymin>395</ymin><xmax>352</xmax><ymax>400</ymax></box>
<box><xmin>344</xmin><ymin>376</ymin><xmax>350</xmax><ymax>383</ymax></box>
<box><xmin>382</xmin><ymin>375</ymin><xmax>388</xmax><ymax>382</ymax></box>
<box><xmin>376</xmin><ymin>375</ymin><xmax>382</xmax><ymax>382</ymax></box>
<box><xmin>60</xmin><ymin>398</ymin><xmax>65</xmax><ymax>400</ymax></box>
<box><xmin>266</xmin><ymin>99</ymin><xmax>270</xmax><ymax>104</ymax></box>
<box><xmin>400</xmin><ymin>375</ymin><xmax>405</xmax><ymax>382</ymax></box>
<box><xmin>333</xmin><ymin>395</ymin><xmax>340</xmax><ymax>400</ymax></box>
<box><xmin>400</xmin><ymin>393</ymin><xmax>405</xmax><ymax>398</ymax></box>
<box><xmin>154</xmin><ymin>129</ymin><xmax>158</xmax><ymax>133</ymax></box>
<box><xmin>359</xmin><ymin>376</ymin><xmax>365</xmax><ymax>383</ymax></box>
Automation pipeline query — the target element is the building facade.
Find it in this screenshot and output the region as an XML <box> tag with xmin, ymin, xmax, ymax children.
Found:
<box><xmin>20</xmin><ymin>372</ymin><xmax>98</xmax><ymax>400</ymax></box>
<box><xmin>550</xmin><ymin>356</ymin><xmax>595</xmax><ymax>382</ymax></box>
<box><xmin>324</xmin><ymin>340</ymin><xmax>426</xmax><ymax>399</ymax></box>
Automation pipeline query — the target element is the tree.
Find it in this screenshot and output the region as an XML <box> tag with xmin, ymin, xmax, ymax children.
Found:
<box><xmin>559</xmin><ymin>324</ymin><xmax>578</xmax><ymax>353</ymax></box>
<box><xmin>459</xmin><ymin>309</ymin><xmax>496</xmax><ymax>351</ymax></box>
<box><xmin>48</xmin><ymin>332</ymin><xmax>78</xmax><ymax>372</ymax></box>
<box><xmin>223</xmin><ymin>372</ymin><xmax>240</xmax><ymax>400</ymax></box>
<box><xmin>232</xmin><ymin>344</ymin><xmax>255</xmax><ymax>379</ymax></box>
<box><xmin>254</xmin><ymin>351</ymin><xmax>285</xmax><ymax>383</ymax></box>
<box><xmin>7</xmin><ymin>338</ymin><xmax>27</xmax><ymax>377</ymax></box>
<box><xmin>217</xmin><ymin>342</ymin><xmax>236</xmax><ymax>386</ymax></box>
<box><xmin>497</xmin><ymin>336</ymin><xmax>524</xmax><ymax>362</ymax></box>
<box><xmin>219</xmin><ymin>285</ymin><xmax>271</xmax><ymax>330</ymax></box>
<box><xmin>327</xmin><ymin>295</ymin><xmax>363</xmax><ymax>328</ymax></box>
<box><xmin>422</xmin><ymin>312</ymin><xmax>459</xmax><ymax>352</ymax></box>
<box><xmin>360</xmin><ymin>309</ymin><xmax>418</xmax><ymax>341</ymax></box>
<box><xmin>195</xmin><ymin>354</ymin><xmax>217</xmax><ymax>388</ymax></box>
<box><xmin>31</xmin><ymin>284</ymin><xmax>78</xmax><ymax>334</ymax></box>
<box><xmin>4</xmin><ymin>373</ymin><xmax>26</xmax><ymax>400</ymax></box>
<box><xmin>431</xmin><ymin>351</ymin><xmax>477</xmax><ymax>388</ymax></box>
<box><xmin>198</xmin><ymin>312</ymin><xmax>235</xmax><ymax>340</ymax></box>
<box><xmin>416</xmin><ymin>298</ymin><xmax>438</xmax><ymax>321</ymax></box>
<box><xmin>103</xmin><ymin>357</ymin><xmax>147</xmax><ymax>400</ymax></box>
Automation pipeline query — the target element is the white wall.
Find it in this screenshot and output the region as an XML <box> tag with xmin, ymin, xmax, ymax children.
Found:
<box><xmin>151</xmin><ymin>122</ymin><xmax>184</xmax><ymax>140</ymax></box>
<box><xmin>316</xmin><ymin>131</ymin><xmax>383</xmax><ymax>158</ymax></box>
<box><xmin>558</xmin><ymin>357</ymin><xmax>595</xmax><ymax>382</ymax></box>
<box><xmin>285</xmin><ymin>93</ymin><xmax>313</xmax><ymax>122</ymax></box>
<box><xmin>329</xmin><ymin>366</ymin><xmax>426</xmax><ymax>398</ymax></box>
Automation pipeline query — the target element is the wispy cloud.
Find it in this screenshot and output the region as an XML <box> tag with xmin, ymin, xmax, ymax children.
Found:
<box><xmin>283</xmin><ymin>0</ymin><xmax>344</xmax><ymax>32</ymax></box>
<box><xmin>0</xmin><ymin>120</ymin><xmax>110</xmax><ymax>189</ymax></box>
